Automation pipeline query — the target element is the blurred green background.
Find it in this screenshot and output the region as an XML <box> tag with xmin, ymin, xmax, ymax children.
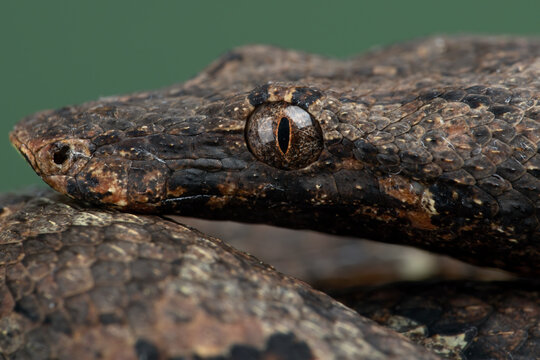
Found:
<box><xmin>1</xmin><ymin>1</ymin><xmax>539</xmax><ymax>192</ymax></box>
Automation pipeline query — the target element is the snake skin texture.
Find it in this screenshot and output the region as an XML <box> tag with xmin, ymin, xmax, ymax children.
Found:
<box><xmin>7</xmin><ymin>36</ymin><xmax>540</xmax><ymax>358</ymax></box>
<box><xmin>0</xmin><ymin>189</ymin><xmax>439</xmax><ymax>360</ymax></box>
<box><xmin>2</xmin><ymin>190</ymin><xmax>540</xmax><ymax>359</ymax></box>
<box><xmin>336</xmin><ymin>280</ymin><xmax>540</xmax><ymax>360</ymax></box>
<box><xmin>10</xmin><ymin>36</ymin><xmax>540</xmax><ymax>275</ymax></box>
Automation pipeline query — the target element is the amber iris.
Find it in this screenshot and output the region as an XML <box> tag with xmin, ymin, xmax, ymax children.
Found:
<box><xmin>245</xmin><ymin>102</ymin><xmax>323</xmax><ymax>170</ymax></box>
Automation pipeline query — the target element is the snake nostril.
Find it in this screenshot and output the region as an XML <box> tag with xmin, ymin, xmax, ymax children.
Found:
<box><xmin>53</xmin><ymin>145</ymin><xmax>71</xmax><ymax>165</ymax></box>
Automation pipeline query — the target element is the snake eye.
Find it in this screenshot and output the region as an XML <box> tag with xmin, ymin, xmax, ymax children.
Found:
<box><xmin>245</xmin><ymin>102</ymin><xmax>323</xmax><ymax>170</ymax></box>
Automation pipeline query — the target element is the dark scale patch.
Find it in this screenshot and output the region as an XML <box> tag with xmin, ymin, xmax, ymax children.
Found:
<box><xmin>334</xmin><ymin>170</ymin><xmax>382</xmax><ymax>205</ymax></box>
<box><xmin>499</xmin><ymin>194</ymin><xmax>539</xmax><ymax>239</ymax></box>
<box><xmin>478</xmin><ymin>175</ymin><xmax>511</xmax><ymax>197</ymax></box>
<box><xmin>497</xmin><ymin>190</ymin><xmax>535</xmax><ymax>222</ymax></box>
<box><xmin>525</xmin><ymin>106</ymin><xmax>540</xmax><ymax>121</ymax></box>
<box><xmin>377</xmin><ymin>153</ymin><xmax>400</xmax><ymax>166</ymax></box>
<box><xmin>147</xmin><ymin>134</ymin><xmax>194</xmax><ymax>159</ymax></box>
<box><xmin>465</xmin><ymin>85</ymin><xmax>487</xmax><ymax>94</ymax></box>
<box><xmin>463</xmin><ymin>155</ymin><xmax>496</xmax><ymax>179</ymax></box>
<box><xmin>291</xmin><ymin>87</ymin><xmax>322</xmax><ymax>108</ymax></box>
<box><xmin>353</xmin><ymin>139</ymin><xmax>379</xmax><ymax>165</ymax></box>
<box><xmin>441</xmin><ymin>89</ymin><xmax>466</xmax><ymax>101</ymax></box>
<box><xmin>488</xmin><ymin>104</ymin><xmax>519</xmax><ymax>117</ymax></box>
<box><xmin>422</xmin><ymin>129</ymin><xmax>448</xmax><ymax>149</ymax></box>
<box><xmin>433</xmin><ymin>150</ymin><xmax>464</xmax><ymax>172</ymax></box>
<box><xmin>463</xmin><ymin>342</ymin><xmax>505</xmax><ymax>360</ymax></box>
<box><xmin>489</xmin><ymin>119</ymin><xmax>516</xmax><ymax>143</ymax></box>
<box><xmin>386</xmin><ymin>122</ymin><xmax>411</xmax><ymax>136</ymax></box>
<box><xmin>135</xmin><ymin>339</ymin><xmax>160</xmax><ymax>360</ymax></box>
<box><xmin>130</xmin><ymin>259</ymin><xmax>171</xmax><ymax>282</ymax></box>
<box><xmin>228</xmin><ymin>346</ymin><xmax>260</xmax><ymax>359</ymax></box>
<box><xmin>81</xmin><ymin>174</ymin><xmax>100</xmax><ymax>189</ymax></box>
<box><xmin>100</xmin><ymin>118</ymin><xmax>135</xmax><ymax>132</ymax></box>
<box><xmin>125</xmin><ymin>126</ymin><xmax>160</xmax><ymax>138</ymax></box>
<box><xmin>513</xmin><ymin>173</ymin><xmax>540</xmax><ymax>201</ymax></box>
<box><xmin>202</xmin><ymin>101</ymin><xmax>226</xmax><ymax>116</ymax></box>
<box><xmin>98</xmin><ymin>313</ymin><xmax>122</xmax><ymax>325</ymax></box>
<box><xmin>0</xmin><ymin>243</ymin><xmax>23</xmax><ymax>264</ymax></box>
<box><xmin>471</xmin><ymin>126</ymin><xmax>492</xmax><ymax>146</ymax></box>
<box><xmin>203</xmin><ymin>172</ymin><xmax>239</xmax><ymax>196</ymax></box>
<box><xmin>64</xmin><ymin>295</ymin><xmax>92</xmax><ymax>326</ymax></box>
<box><xmin>510</xmin><ymin>135</ymin><xmax>537</xmax><ymax>163</ymax></box>
<box><xmin>429</xmin><ymin>183</ymin><xmax>498</xmax><ymax>224</ymax></box>
<box><xmin>66</xmin><ymin>178</ymin><xmax>81</xmax><ymax>198</ymax></box>
<box><xmin>462</xmin><ymin>94</ymin><xmax>492</xmax><ymax>109</ymax></box>
<box><xmin>78</xmin><ymin>173</ymin><xmax>109</xmax><ymax>202</ymax></box>
<box><xmin>499</xmin><ymin>110</ymin><xmax>524</xmax><ymax>126</ymax></box>
<box><xmin>496</xmin><ymin>158</ymin><xmax>526</xmax><ymax>182</ymax></box>
<box><xmin>44</xmin><ymin>311</ymin><xmax>72</xmax><ymax>335</ymax></box>
<box><xmin>510</xmin><ymin>88</ymin><xmax>534</xmax><ymax>104</ymax></box>
<box><xmin>248</xmin><ymin>84</ymin><xmax>270</xmax><ymax>106</ymax></box>
<box><xmin>525</xmin><ymin>154</ymin><xmax>540</xmax><ymax>177</ymax></box>
<box><xmin>485</xmin><ymin>87</ymin><xmax>512</xmax><ymax>104</ymax></box>
<box><xmin>395</xmin><ymin>298</ymin><xmax>442</xmax><ymax>326</ymax></box>
<box><xmin>400</xmin><ymin>148</ymin><xmax>433</xmax><ymax>164</ymax></box>
<box><xmin>418</xmin><ymin>89</ymin><xmax>443</xmax><ymax>101</ymax></box>
<box><xmin>14</xmin><ymin>295</ymin><xmax>42</xmax><ymax>322</ymax></box>
<box><xmin>429</xmin><ymin>318</ymin><xmax>480</xmax><ymax>343</ymax></box>
<box><xmin>13</xmin><ymin>328</ymin><xmax>52</xmax><ymax>359</ymax></box>
<box><xmin>420</xmin><ymin>163</ymin><xmax>444</xmax><ymax>180</ymax></box>
<box><xmin>127</xmin><ymin>161</ymin><xmax>169</xmax><ymax>204</ymax></box>
<box><xmin>221</xmin><ymin>158</ymin><xmax>247</xmax><ymax>171</ymax></box>
<box><xmin>189</xmin><ymin>333</ymin><xmax>312</xmax><ymax>360</ymax></box>
<box><xmin>265</xmin><ymin>333</ymin><xmax>312</xmax><ymax>360</ymax></box>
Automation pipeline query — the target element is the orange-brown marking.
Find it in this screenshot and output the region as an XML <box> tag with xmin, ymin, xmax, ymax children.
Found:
<box><xmin>378</xmin><ymin>176</ymin><xmax>437</xmax><ymax>230</ymax></box>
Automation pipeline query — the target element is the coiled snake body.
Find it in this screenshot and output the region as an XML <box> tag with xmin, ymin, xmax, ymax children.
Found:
<box><xmin>6</xmin><ymin>36</ymin><xmax>540</xmax><ymax>359</ymax></box>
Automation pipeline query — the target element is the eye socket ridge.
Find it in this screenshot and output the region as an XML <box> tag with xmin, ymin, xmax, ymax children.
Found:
<box><xmin>245</xmin><ymin>101</ymin><xmax>323</xmax><ymax>170</ymax></box>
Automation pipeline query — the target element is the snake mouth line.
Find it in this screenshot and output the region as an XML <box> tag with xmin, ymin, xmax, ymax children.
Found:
<box><xmin>162</xmin><ymin>195</ymin><xmax>215</xmax><ymax>203</ymax></box>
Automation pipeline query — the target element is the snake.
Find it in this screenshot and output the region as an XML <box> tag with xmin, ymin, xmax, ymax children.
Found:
<box><xmin>6</xmin><ymin>36</ymin><xmax>540</xmax><ymax>359</ymax></box>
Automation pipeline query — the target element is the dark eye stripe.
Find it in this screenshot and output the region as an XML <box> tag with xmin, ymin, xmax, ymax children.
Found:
<box><xmin>277</xmin><ymin>117</ymin><xmax>290</xmax><ymax>154</ymax></box>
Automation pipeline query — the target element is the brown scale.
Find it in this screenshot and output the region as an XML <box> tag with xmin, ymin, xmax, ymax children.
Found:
<box><xmin>8</xmin><ymin>38</ymin><xmax>540</xmax><ymax>274</ymax></box>
<box><xmin>6</xmin><ymin>37</ymin><xmax>540</xmax><ymax>358</ymax></box>
<box><xmin>0</xmin><ymin>189</ymin><xmax>441</xmax><ymax>360</ymax></box>
<box><xmin>335</xmin><ymin>280</ymin><xmax>540</xmax><ymax>360</ymax></box>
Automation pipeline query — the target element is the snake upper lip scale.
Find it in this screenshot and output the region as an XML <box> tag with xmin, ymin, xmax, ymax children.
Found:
<box><xmin>10</xmin><ymin>36</ymin><xmax>540</xmax><ymax>275</ymax></box>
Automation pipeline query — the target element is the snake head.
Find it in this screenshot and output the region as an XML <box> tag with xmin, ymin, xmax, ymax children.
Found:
<box><xmin>10</xmin><ymin>37</ymin><xmax>540</xmax><ymax>275</ymax></box>
<box><xmin>10</xmin><ymin>107</ymin><xmax>96</xmax><ymax>198</ymax></box>
<box><xmin>10</xmin><ymin>45</ymin><xmax>363</xmax><ymax>213</ymax></box>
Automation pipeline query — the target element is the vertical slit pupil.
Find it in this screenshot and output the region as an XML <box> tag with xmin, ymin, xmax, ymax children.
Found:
<box><xmin>277</xmin><ymin>117</ymin><xmax>290</xmax><ymax>154</ymax></box>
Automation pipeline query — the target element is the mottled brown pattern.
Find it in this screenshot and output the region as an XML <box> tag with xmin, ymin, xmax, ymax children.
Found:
<box><xmin>7</xmin><ymin>36</ymin><xmax>540</xmax><ymax>359</ymax></box>
<box><xmin>0</xmin><ymin>189</ymin><xmax>437</xmax><ymax>360</ymax></box>
<box><xmin>336</xmin><ymin>281</ymin><xmax>540</xmax><ymax>360</ymax></box>
<box><xmin>10</xmin><ymin>36</ymin><xmax>540</xmax><ymax>275</ymax></box>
